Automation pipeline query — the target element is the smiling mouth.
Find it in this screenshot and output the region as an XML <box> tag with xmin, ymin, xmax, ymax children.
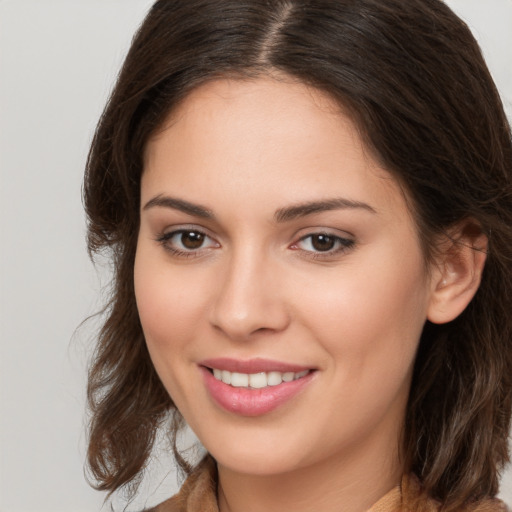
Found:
<box><xmin>207</xmin><ymin>368</ymin><xmax>312</xmax><ymax>389</ymax></box>
<box><xmin>201</xmin><ymin>363</ymin><xmax>316</xmax><ymax>416</ymax></box>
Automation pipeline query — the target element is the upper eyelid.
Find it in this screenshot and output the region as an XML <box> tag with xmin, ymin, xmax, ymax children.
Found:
<box><xmin>147</xmin><ymin>208</ymin><xmax>356</xmax><ymax>236</ymax></box>
<box><xmin>155</xmin><ymin>224</ymin><xmax>215</xmax><ymax>242</ymax></box>
<box><xmin>158</xmin><ymin>224</ymin><xmax>217</xmax><ymax>238</ymax></box>
<box><xmin>293</xmin><ymin>226</ymin><xmax>355</xmax><ymax>240</ymax></box>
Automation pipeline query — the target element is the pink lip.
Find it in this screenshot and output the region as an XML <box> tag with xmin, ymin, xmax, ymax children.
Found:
<box><xmin>200</xmin><ymin>357</ymin><xmax>311</xmax><ymax>374</ymax></box>
<box><xmin>199</xmin><ymin>359</ymin><xmax>315</xmax><ymax>417</ymax></box>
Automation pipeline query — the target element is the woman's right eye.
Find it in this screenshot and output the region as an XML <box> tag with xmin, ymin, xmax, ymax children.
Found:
<box><xmin>156</xmin><ymin>229</ymin><xmax>220</xmax><ymax>256</ymax></box>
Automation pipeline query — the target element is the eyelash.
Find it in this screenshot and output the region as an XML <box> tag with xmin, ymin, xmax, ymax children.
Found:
<box><xmin>156</xmin><ymin>229</ymin><xmax>219</xmax><ymax>259</ymax></box>
<box><xmin>291</xmin><ymin>233</ymin><xmax>355</xmax><ymax>259</ymax></box>
<box><xmin>155</xmin><ymin>229</ymin><xmax>355</xmax><ymax>260</ymax></box>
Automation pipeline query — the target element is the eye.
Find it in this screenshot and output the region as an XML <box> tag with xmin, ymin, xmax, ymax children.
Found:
<box><xmin>157</xmin><ymin>228</ymin><xmax>220</xmax><ymax>255</ymax></box>
<box><xmin>291</xmin><ymin>232</ymin><xmax>354</xmax><ymax>255</ymax></box>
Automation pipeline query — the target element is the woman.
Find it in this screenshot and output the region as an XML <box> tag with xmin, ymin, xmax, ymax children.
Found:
<box><xmin>83</xmin><ymin>1</ymin><xmax>512</xmax><ymax>510</ymax></box>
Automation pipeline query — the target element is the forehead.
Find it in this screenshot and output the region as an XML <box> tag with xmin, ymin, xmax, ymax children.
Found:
<box><xmin>142</xmin><ymin>77</ymin><xmax>412</xmax><ymax>225</ymax></box>
<box><xmin>165</xmin><ymin>75</ymin><xmax>345</xmax><ymax>129</ymax></box>
<box><xmin>146</xmin><ymin>77</ymin><xmax>366</xmax><ymax>173</ymax></box>
<box><xmin>147</xmin><ymin>75</ymin><xmax>366</xmax><ymax>161</ymax></box>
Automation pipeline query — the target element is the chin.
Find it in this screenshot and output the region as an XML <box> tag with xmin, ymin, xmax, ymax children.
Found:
<box><xmin>210</xmin><ymin>445</ymin><xmax>307</xmax><ymax>476</ymax></box>
<box><xmin>194</xmin><ymin>420</ymin><xmax>328</xmax><ymax>477</ymax></box>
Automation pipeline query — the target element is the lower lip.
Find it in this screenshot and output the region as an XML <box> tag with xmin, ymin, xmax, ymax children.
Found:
<box><xmin>201</xmin><ymin>367</ymin><xmax>315</xmax><ymax>417</ymax></box>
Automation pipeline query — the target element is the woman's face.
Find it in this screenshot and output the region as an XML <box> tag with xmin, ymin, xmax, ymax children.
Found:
<box><xmin>135</xmin><ymin>77</ymin><xmax>436</xmax><ymax>477</ymax></box>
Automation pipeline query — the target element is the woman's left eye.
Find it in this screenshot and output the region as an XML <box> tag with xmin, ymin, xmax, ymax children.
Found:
<box><xmin>156</xmin><ymin>229</ymin><xmax>219</xmax><ymax>255</ymax></box>
<box><xmin>292</xmin><ymin>233</ymin><xmax>354</xmax><ymax>255</ymax></box>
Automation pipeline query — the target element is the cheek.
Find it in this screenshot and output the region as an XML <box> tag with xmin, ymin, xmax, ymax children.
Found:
<box><xmin>134</xmin><ymin>249</ymin><xmax>213</xmax><ymax>412</ymax></box>
<box><xmin>299</xmin><ymin>244</ymin><xmax>429</xmax><ymax>379</ymax></box>
<box><xmin>134</xmin><ymin>248</ymin><xmax>208</xmax><ymax>365</ymax></box>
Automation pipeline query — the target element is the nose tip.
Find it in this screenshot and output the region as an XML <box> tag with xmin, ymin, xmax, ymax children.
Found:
<box><xmin>209</xmin><ymin>260</ymin><xmax>290</xmax><ymax>341</ymax></box>
<box><xmin>212</xmin><ymin>309</ymin><xmax>275</xmax><ymax>340</ymax></box>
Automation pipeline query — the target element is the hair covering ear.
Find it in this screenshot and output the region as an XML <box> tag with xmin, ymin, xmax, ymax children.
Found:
<box><xmin>427</xmin><ymin>222</ymin><xmax>488</xmax><ymax>325</ymax></box>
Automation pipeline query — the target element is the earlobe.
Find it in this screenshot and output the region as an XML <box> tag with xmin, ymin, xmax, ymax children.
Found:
<box><xmin>427</xmin><ymin>224</ymin><xmax>488</xmax><ymax>325</ymax></box>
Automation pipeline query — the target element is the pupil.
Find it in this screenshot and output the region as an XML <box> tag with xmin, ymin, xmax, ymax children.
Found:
<box><xmin>181</xmin><ymin>231</ymin><xmax>204</xmax><ymax>249</ymax></box>
<box><xmin>312</xmin><ymin>234</ymin><xmax>335</xmax><ymax>251</ymax></box>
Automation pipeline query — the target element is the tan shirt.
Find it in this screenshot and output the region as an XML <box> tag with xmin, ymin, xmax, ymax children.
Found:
<box><xmin>149</xmin><ymin>456</ymin><xmax>508</xmax><ymax>512</ymax></box>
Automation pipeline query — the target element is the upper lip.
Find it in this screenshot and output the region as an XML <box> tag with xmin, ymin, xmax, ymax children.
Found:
<box><xmin>200</xmin><ymin>357</ymin><xmax>313</xmax><ymax>374</ymax></box>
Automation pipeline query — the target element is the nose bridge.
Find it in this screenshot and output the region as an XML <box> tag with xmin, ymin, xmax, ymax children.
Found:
<box><xmin>210</xmin><ymin>241</ymin><xmax>288</xmax><ymax>340</ymax></box>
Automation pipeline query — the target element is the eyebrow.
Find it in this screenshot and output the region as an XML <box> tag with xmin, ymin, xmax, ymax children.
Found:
<box><xmin>143</xmin><ymin>195</ymin><xmax>214</xmax><ymax>219</ymax></box>
<box><xmin>142</xmin><ymin>194</ymin><xmax>376</xmax><ymax>221</ymax></box>
<box><xmin>274</xmin><ymin>198</ymin><xmax>376</xmax><ymax>222</ymax></box>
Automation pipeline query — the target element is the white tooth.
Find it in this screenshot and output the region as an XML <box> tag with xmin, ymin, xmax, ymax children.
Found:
<box><xmin>267</xmin><ymin>371</ymin><xmax>283</xmax><ymax>386</ymax></box>
<box><xmin>213</xmin><ymin>369</ymin><xmax>222</xmax><ymax>380</ymax></box>
<box><xmin>249</xmin><ymin>372</ymin><xmax>268</xmax><ymax>389</ymax></box>
<box><xmin>282</xmin><ymin>372</ymin><xmax>294</xmax><ymax>382</ymax></box>
<box><xmin>221</xmin><ymin>370</ymin><xmax>232</xmax><ymax>385</ymax></box>
<box><xmin>294</xmin><ymin>370</ymin><xmax>309</xmax><ymax>380</ymax></box>
<box><xmin>230</xmin><ymin>372</ymin><xmax>249</xmax><ymax>387</ymax></box>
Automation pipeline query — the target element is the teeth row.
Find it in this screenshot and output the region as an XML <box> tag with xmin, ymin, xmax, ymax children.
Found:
<box><xmin>212</xmin><ymin>369</ymin><xmax>309</xmax><ymax>388</ymax></box>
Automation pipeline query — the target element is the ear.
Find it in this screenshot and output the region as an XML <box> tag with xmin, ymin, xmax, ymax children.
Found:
<box><xmin>427</xmin><ymin>221</ymin><xmax>488</xmax><ymax>325</ymax></box>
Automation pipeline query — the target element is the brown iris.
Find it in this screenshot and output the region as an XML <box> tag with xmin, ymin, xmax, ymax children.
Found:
<box><xmin>181</xmin><ymin>231</ymin><xmax>205</xmax><ymax>249</ymax></box>
<box><xmin>310</xmin><ymin>234</ymin><xmax>336</xmax><ymax>251</ymax></box>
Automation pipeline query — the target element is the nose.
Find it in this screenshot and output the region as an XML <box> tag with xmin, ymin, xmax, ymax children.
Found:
<box><xmin>209</xmin><ymin>248</ymin><xmax>290</xmax><ymax>341</ymax></box>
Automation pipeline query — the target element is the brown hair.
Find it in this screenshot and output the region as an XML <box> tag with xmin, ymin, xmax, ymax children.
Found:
<box><xmin>84</xmin><ymin>0</ymin><xmax>512</xmax><ymax>509</ymax></box>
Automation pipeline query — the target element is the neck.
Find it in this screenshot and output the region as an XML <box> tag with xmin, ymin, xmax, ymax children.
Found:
<box><xmin>217</xmin><ymin>429</ymin><xmax>403</xmax><ymax>512</ymax></box>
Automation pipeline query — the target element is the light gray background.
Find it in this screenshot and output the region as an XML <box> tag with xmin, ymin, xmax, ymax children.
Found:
<box><xmin>0</xmin><ymin>1</ymin><xmax>511</xmax><ymax>511</ymax></box>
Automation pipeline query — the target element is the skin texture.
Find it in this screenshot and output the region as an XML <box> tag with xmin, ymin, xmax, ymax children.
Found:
<box><xmin>134</xmin><ymin>77</ymin><xmax>486</xmax><ymax>512</ymax></box>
